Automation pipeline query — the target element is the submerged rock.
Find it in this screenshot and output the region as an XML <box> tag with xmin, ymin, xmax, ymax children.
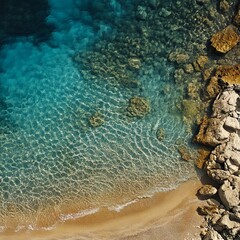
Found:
<box><xmin>168</xmin><ymin>51</ymin><xmax>190</xmax><ymax>64</ymax></box>
<box><xmin>219</xmin><ymin>0</ymin><xmax>230</xmax><ymax>13</ymax></box>
<box><xmin>211</xmin><ymin>26</ymin><xmax>239</xmax><ymax>53</ymax></box>
<box><xmin>215</xmin><ymin>65</ymin><xmax>240</xmax><ymax>85</ymax></box>
<box><xmin>126</xmin><ymin>96</ymin><xmax>150</xmax><ymax>118</ymax></box>
<box><xmin>156</xmin><ymin>128</ymin><xmax>165</xmax><ymax>141</ymax></box>
<box><xmin>177</xmin><ymin>145</ymin><xmax>191</xmax><ymax>161</ymax></box>
<box><xmin>89</xmin><ymin>112</ymin><xmax>105</xmax><ymax>128</ymax></box>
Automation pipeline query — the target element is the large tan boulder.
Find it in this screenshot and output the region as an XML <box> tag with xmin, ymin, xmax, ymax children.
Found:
<box><xmin>218</xmin><ymin>176</ymin><xmax>240</xmax><ymax>210</ymax></box>
<box><xmin>211</xmin><ymin>26</ymin><xmax>239</xmax><ymax>53</ymax></box>
<box><xmin>215</xmin><ymin>65</ymin><xmax>240</xmax><ymax>85</ymax></box>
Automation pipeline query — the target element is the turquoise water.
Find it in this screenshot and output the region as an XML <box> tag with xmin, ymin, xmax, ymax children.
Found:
<box><xmin>0</xmin><ymin>0</ymin><xmax>219</xmax><ymax>231</ymax></box>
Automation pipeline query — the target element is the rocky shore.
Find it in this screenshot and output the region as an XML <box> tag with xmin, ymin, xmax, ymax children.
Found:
<box><xmin>196</xmin><ymin>85</ymin><xmax>240</xmax><ymax>240</ymax></box>
<box><xmin>186</xmin><ymin>1</ymin><xmax>240</xmax><ymax>239</ymax></box>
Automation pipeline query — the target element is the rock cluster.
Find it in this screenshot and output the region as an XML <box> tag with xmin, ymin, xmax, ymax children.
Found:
<box><xmin>196</xmin><ymin>86</ymin><xmax>240</xmax><ymax>239</ymax></box>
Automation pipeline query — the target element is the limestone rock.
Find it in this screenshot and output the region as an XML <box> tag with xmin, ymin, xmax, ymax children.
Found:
<box><xmin>203</xmin><ymin>229</ymin><xmax>224</xmax><ymax>240</ymax></box>
<box><xmin>206</xmin><ymin>76</ymin><xmax>221</xmax><ymax>99</ymax></box>
<box><xmin>218</xmin><ymin>214</ymin><xmax>239</xmax><ymax>230</ymax></box>
<box><xmin>198</xmin><ymin>185</ymin><xmax>217</xmax><ymax>197</ymax></box>
<box><xmin>215</xmin><ymin>65</ymin><xmax>240</xmax><ymax>85</ymax></box>
<box><xmin>207</xmin><ymin>169</ymin><xmax>230</xmax><ymax>183</ymax></box>
<box><xmin>198</xmin><ymin>205</ymin><xmax>219</xmax><ymax>216</ymax></box>
<box><xmin>212</xmin><ymin>89</ymin><xmax>239</xmax><ymax>116</ymax></box>
<box><xmin>211</xmin><ymin>26</ymin><xmax>239</xmax><ymax>53</ymax></box>
<box><xmin>195</xmin><ymin>117</ymin><xmax>229</xmax><ymax>146</ymax></box>
<box><xmin>211</xmin><ymin>133</ymin><xmax>240</xmax><ymax>169</ymax></box>
<box><xmin>127</xmin><ymin>96</ymin><xmax>150</xmax><ymax>118</ymax></box>
<box><xmin>224</xmin><ymin>116</ymin><xmax>240</xmax><ymax>130</ymax></box>
<box><xmin>218</xmin><ymin>177</ymin><xmax>240</xmax><ymax>210</ymax></box>
<box><xmin>193</xmin><ymin>55</ymin><xmax>208</xmax><ymax>71</ymax></box>
<box><xmin>195</xmin><ymin>148</ymin><xmax>211</xmax><ymax>169</ymax></box>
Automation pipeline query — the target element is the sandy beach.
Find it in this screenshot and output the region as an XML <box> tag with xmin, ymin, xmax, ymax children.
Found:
<box><xmin>1</xmin><ymin>178</ymin><xmax>204</xmax><ymax>240</ymax></box>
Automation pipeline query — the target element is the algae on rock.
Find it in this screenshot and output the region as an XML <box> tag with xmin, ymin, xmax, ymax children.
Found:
<box><xmin>126</xmin><ymin>96</ymin><xmax>150</xmax><ymax>118</ymax></box>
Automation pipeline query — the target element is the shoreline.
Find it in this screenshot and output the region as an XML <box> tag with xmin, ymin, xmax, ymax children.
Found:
<box><xmin>1</xmin><ymin>178</ymin><xmax>203</xmax><ymax>240</ymax></box>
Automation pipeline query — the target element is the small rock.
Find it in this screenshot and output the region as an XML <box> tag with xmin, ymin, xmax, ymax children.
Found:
<box><xmin>198</xmin><ymin>205</ymin><xmax>219</xmax><ymax>216</ymax></box>
<box><xmin>168</xmin><ymin>51</ymin><xmax>190</xmax><ymax>64</ymax></box>
<box><xmin>177</xmin><ymin>145</ymin><xmax>191</xmax><ymax>161</ymax></box>
<box><xmin>207</xmin><ymin>198</ymin><xmax>221</xmax><ymax>207</ymax></box>
<box><xmin>126</xmin><ymin>96</ymin><xmax>150</xmax><ymax>118</ymax></box>
<box><xmin>184</xmin><ymin>63</ymin><xmax>194</xmax><ymax>73</ymax></box>
<box><xmin>219</xmin><ymin>0</ymin><xmax>230</xmax><ymax>13</ymax></box>
<box><xmin>156</xmin><ymin>128</ymin><xmax>165</xmax><ymax>141</ymax></box>
<box><xmin>194</xmin><ymin>55</ymin><xmax>208</xmax><ymax>71</ymax></box>
<box><xmin>218</xmin><ymin>214</ymin><xmax>239</xmax><ymax>230</ymax></box>
<box><xmin>206</xmin><ymin>77</ymin><xmax>221</xmax><ymax>98</ymax></box>
<box><xmin>128</xmin><ymin>58</ymin><xmax>141</xmax><ymax>69</ymax></box>
<box><xmin>89</xmin><ymin>112</ymin><xmax>105</xmax><ymax>128</ymax></box>
<box><xmin>203</xmin><ymin>229</ymin><xmax>224</xmax><ymax>240</ymax></box>
<box><xmin>211</xmin><ymin>25</ymin><xmax>239</xmax><ymax>53</ymax></box>
<box><xmin>198</xmin><ymin>185</ymin><xmax>218</xmax><ymax>197</ymax></box>
<box><xmin>224</xmin><ymin>116</ymin><xmax>240</xmax><ymax>130</ymax></box>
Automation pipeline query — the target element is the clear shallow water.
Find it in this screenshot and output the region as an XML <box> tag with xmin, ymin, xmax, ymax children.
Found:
<box><xmin>0</xmin><ymin>0</ymin><xmax>201</xmax><ymax>231</ymax></box>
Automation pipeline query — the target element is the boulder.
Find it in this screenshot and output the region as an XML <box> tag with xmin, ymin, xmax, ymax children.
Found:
<box><xmin>195</xmin><ymin>117</ymin><xmax>230</xmax><ymax>146</ymax></box>
<box><xmin>207</xmin><ymin>169</ymin><xmax>230</xmax><ymax>183</ymax></box>
<box><xmin>203</xmin><ymin>229</ymin><xmax>224</xmax><ymax>240</ymax></box>
<box><xmin>215</xmin><ymin>65</ymin><xmax>240</xmax><ymax>85</ymax></box>
<box><xmin>212</xmin><ymin>89</ymin><xmax>239</xmax><ymax>116</ymax></box>
<box><xmin>198</xmin><ymin>185</ymin><xmax>218</xmax><ymax>197</ymax></box>
<box><xmin>224</xmin><ymin>116</ymin><xmax>240</xmax><ymax>130</ymax></box>
<box><xmin>218</xmin><ymin>214</ymin><xmax>240</xmax><ymax>230</ymax></box>
<box><xmin>211</xmin><ymin>25</ymin><xmax>239</xmax><ymax>53</ymax></box>
<box><xmin>218</xmin><ymin>177</ymin><xmax>240</xmax><ymax>210</ymax></box>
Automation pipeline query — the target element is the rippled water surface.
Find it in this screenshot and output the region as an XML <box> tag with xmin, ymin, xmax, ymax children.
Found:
<box><xmin>0</xmin><ymin>0</ymin><xmax>232</xmax><ymax>231</ymax></box>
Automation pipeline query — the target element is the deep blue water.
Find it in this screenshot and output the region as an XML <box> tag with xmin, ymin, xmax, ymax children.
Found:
<box><xmin>0</xmin><ymin>0</ymin><xmax>198</xmax><ymax>230</ymax></box>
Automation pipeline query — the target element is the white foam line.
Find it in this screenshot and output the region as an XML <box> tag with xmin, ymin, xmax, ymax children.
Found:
<box><xmin>60</xmin><ymin>208</ymin><xmax>100</xmax><ymax>221</ymax></box>
<box><xmin>108</xmin><ymin>199</ymin><xmax>139</xmax><ymax>212</ymax></box>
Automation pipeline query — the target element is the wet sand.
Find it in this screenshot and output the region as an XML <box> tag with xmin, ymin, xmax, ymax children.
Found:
<box><xmin>1</xmin><ymin>178</ymin><xmax>203</xmax><ymax>240</ymax></box>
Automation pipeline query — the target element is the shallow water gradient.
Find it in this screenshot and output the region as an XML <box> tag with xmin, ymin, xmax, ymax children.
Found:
<box><xmin>0</xmin><ymin>0</ymin><xmax>197</xmax><ymax>230</ymax></box>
